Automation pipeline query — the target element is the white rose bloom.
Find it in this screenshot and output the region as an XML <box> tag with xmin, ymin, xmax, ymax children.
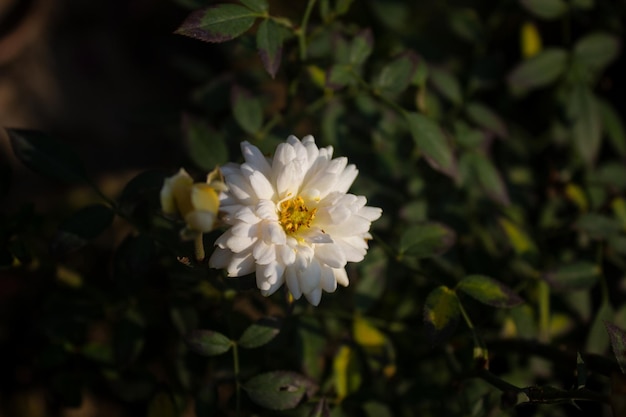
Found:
<box><xmin>209</xmin><ymin>135</ymin><xmax>382</xmax><ymax>306</ymax></box>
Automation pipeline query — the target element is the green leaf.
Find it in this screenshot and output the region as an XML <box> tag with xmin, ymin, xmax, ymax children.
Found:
<box><xmin>507</xmin><ymin>48</ymin><xmax>568</xmax><ymax>94</ymax></box>
<box><xmin>349</xmin><ymin>29</ymin><xmax>373</xmax><ymax>66</ymax></box>
<box><xmin>456</xmin><ymin>275</ymin><xmax>523</xmax><ymax>308</ymax></box>
<box><xmin>239</xmin><ymin>0</ymin><xmax>268</xmax><ymax>12</ymax></box>
<box><xmin>355</xmin><ymin>247</ymin><xmax>387</xmax><ymax>312</ymax></box>
<box><xmin>465</xmin><ymin>152</ymin><xmax>510</xmax><ymax>206</ymax></box>
<box><xmin>147</xmin><ymin>391</ymin><xmax>177</xmax><ymax>417</ymax></box>
<box><xmin>598</xmin><ymin>99</ymin><xmax>626</xmax><ymax>157</ymax></box>
<box><xmin>575</xmin><ymin>213</ymin><xmax>622</xmax><ymax>240</ymax></box>
<box><xmin>465</xmin><ymin>102</ymin><xmax>508</xmax><ymax>139</ymax></box>
<box><xmin>231</xmin><ymin>86</ymin><xmax>263</xmax><ymax>134</ymax></box>
<box><xmin>586</xmin><ymin>300</ymin><xmax>613</xmax><ymax>354</ymax></box>
<box><xmin>243</xmin><ymin>371</ymin><xmax>313</xmax><ymax>410</ymax></box>
<box><xmin>175</xmin><ymin>4</ymin><xmax>257</xmax><ymax>43</ymax></box>
<box><xmin>519</xmin><ymin>0</ymin><xmax>568</xmax><ymax>19</ymax></box>
<box><xmin>567</xmin><ymin>84</ymin><xmax>601</xmax><ymax>167</ymax></box>
<box><xmin>375</xmin><ymin>51</ymin><xmax>419</xmax><ymax>94</ymax></box>
<box><xmin>183</xmin><ymin>115</ymin><xmax>228</xmax><ymax>170</ymax></box>
<box><xmin>398</xmin><ymin>222</ymin><xmax>456</xmax><ymax>259</ymax></box>
<box><xmin>238</xmin><ymin>317</ymin><xmax>282</xmax><ymax>349</ymax></box>
<box><xmin>187</xmin><ymin>330</ymin><xmax>232</xmax><ymax>356</ymax></box>
<box><xmin>454</xmin><ymin>122</ymin><xmax>486</xmax><ymax>149</ymax></box>
<box><xmin>588</xmin><ymin>163</ymin><xmax>626</xmax><ymax>190</ymax></box>
<box><xmin>335</xmin><ymin>0</ymin><xmax>354</xmax><ymax>15</ymax></box>
<box><xmin>448</xmin><ymin>8</ymin><xmax>483</xmax><ymax>44</ymax></box>
<box><xmin>362</xmin><ymin>401</ymin><xmax>393</xmax><ymax>417</ymax></box>
<box><xmin>571</xmin><ymin>0</ymin><xmax>594</xmax><ymax>9</ymax></box>
<box><xmin>573</xmin><ymin>32</ymin><xmax>620</xmax><ymax>74</ymax></box>
<box><xmin>429</xmin><ymin>68</ymin><xmax>463</xmax><ymax>105</ymax></box>
<box><xmin>423</xmin><ymin>286</ymin><xmax>460</xmax><ymax>345</ymax></box>
<box><xmin>51</xmin><ymin>204</ymin><xmax>115</xmax><ymax>255</ymax></box>
<box><xmin>544</xmin><ymin>262</ymin><xmax>601</xmax><ymax>291</ymax></box>
<box><xmin>7</xmin><ymin>128</ymin><xmax>88</xmax><ymax>184</ymax></box>
<box><xmin>256</xmin><ymin>19</ymin><xmax>283</xmax><ymax>78</ymax></box>
<box><xmin>405</xmin><ymin>112</ymin><xmax>457</xmax><ymax>179</ymax></box>
<box><xmin>326</xmin><ymin>65</ymin><xmax>353</xmax><ymax>90</ymax></box>
<box><xmin>605</xmin><ymin>322</ymin><xmax>626</xmax><ymax>374</ymax></box>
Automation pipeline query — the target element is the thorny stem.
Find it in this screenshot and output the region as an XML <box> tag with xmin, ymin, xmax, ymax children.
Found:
<box><xmin>298</xmin><ymin>0</ymin><xmax>317</xmax><ymax>61</ymax></box>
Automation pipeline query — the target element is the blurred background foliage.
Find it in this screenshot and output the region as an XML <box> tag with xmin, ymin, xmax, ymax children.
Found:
<box><xmin>1</xmin><ymin>0</ymin><xmax>626</xmax><ymax>416</ymax></box>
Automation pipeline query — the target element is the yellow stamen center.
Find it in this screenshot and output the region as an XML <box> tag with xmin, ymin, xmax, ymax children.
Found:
<box><xmin>279</xmin><ymin>196</ymin><xmax>317</xmax><ymax>235</ymax></box>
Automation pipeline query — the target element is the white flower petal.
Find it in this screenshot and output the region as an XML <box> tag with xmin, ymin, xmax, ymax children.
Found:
<box><xmin>335</xmin><ymin>164</ymin><xmax>358</xmax><ymax>193</ymax></box>
<box><xmin>209</xmin><ymin>247</ymin><xmax>232</xmax><ymax>269</ymax></box>
<box><xmin>257</xmin><ymin>262</ymin><xmax>285</xmax><ymax>295</ymax></box>
<box><xmin>252</xmin><ymin>240</ymin><xmax>276</xmax><ymax>265</ymax></box>
<box><xmin>255</xmin><ymin>200</ymin><xmax>279</xmax><ymax>221</ymax></box>
<box><xmin>285</xmin><ymin>266</ymin><xmax>302</xmax><ymax>299</ymax></box>
<box><xmin>320</xmin><ymin>266</ymin><xmax>338</xmax><ymax>292</ymax></box>
<box><xmin>333</xmin><ymin>268</ymin><xmax>350</xmax><ymax>287</ymax></box>
<box><xmin>358</xmin><ymin>206</ymin><xmax>383</xmax><ymax>222</ymax></box>
<box><xmin>223</xmin><ymin>234</ymin><xmax>256</xmax><ymax>253</ymax></box>
<box><xmin>304</xmin><ymin>287</ymin><xmax>322</xmax><ymax>306</ymax></box>
<box><xmin>278</xmin><ymin>245</ymin><xmax>296</xmax><ymax>265</ymax></box>
<box><xmin>298</xmin><ymin>258</ymin><xmax>321</xmax><ymax>294</ymax></box>
<box><xmin>314</xmin><ymin>244</ymin><xmax>346</xmax><ymax>268</ymax></box>
<box><xmin>263</xmin><ymin>222</ymin><xmax>286</xmax><ymax>245</ymax></box>
<box><xmin>248</xmin><ymin>170</ymin><xmax>275</xmax><ymax>200</ymax></box>
<box><xmin>227</xmin><ymin>252</ymin><xmax>256</xmax><ymax>277</ymax></box>
<box><xmin>241</xmin><ymin>141</ymin><xmax>272</xmax><ymax>176</ymax></box>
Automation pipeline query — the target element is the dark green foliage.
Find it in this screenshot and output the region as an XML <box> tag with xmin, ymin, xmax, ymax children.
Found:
<box><xmin>2</xmin><ymin>0</ymin><xmax>626</xmax><ymax>416</ymax></box>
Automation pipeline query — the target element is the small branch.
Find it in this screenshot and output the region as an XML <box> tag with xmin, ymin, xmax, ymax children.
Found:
<box><xmin>297</xmin><ymin>0</ymin><xmax>317</xmax><ymax>61</ymax></box>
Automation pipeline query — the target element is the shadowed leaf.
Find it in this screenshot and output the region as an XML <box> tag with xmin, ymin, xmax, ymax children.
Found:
<box><xmin>406</xmin><ymin>112</ymin><xmax>457</xmax><ymax>179</ymax></box>
<box><xmin>573</xmin><ymin>32</ymin><xmax>621</xmax><ymax>74</ymax></box>
<box><xmin>466</xmin><ymin>152</ymin><xmax>510</xmax><ymax>205</ymax></box>
<box><xmin>238</xmin><ymin>317</ymin><xmax>282</xmax><ymax>349</ymax></box>
<box><xmin>349</xmin><ymin>29</ymin><xmax>373</xmax><ymax>66</ymax></box>
<box><xmin>605</xmin><ymin>322</ymin><xmax>626</xmax><ymax>374</ymax></box>
<box><xmin>231</xmin><ymin>86</ymin><xmax>263</xmax><ymax>134</ymax></box>
<box><xmin>466</xmin><ymin>102</ymin><xmax>508</xmax><ymax>138</ymax></box>
<box><xmin>507</xmin><ymin>48</ymin><xmax>567</xmax><ymax>94</ymax></box>
<box><xmin>175</xmin><ymin>4</ymin><xmax>257</xmax><ymax>43</ymax></box>
<box><xmin>52</xmin><ymin>204</ymin><xmax>115</xmax><ymax>255</ymax></box>
<box><xmin>456</xmin><ymin>275</ymin><xmax>523</xmax><ymax>308</ymax></box>
<box><xmin>430</xmin><ymin>68</ymin><xmax>463</xmax><ymax>105</ymax></box>
<box><xmin>598</xmin><ymin>99</ymin><xmax>626</xmax><ymax>157</ymax></box>
<box><xmin>399</xmin><ymin>222</ymin><xmax>456</xmax><ymax>259</ymax></box>
<box><xmin>326</xmin><ymin>65</ymin><xmax>353</xmax><ymax>90</ymax></box>
<box><xmin>567</xmin><ymin>85</ymin><xmax>601</xmax><ymax>167</ymax></box>
<box><xmin>544</xmin><ymin>262</ymin><xmax>600</xmax><ymax>292</ymax></box>
<box><xmin>575</xmin><ymin>213</ymin><xmax>622</xmax><ymax>240</ymax></box>
<box><xmin>187</xmin><ymin>330</ymin><xmax>232</xmax><ymax>356</ymax></box>
<box><xmin>8</xmin><ymin>128</ymin><xmax>88</xmax><ymax>184</ymax></box>
<box><xmin>519</xmin><ymin>0</ymin><xmax>567</xmax><ymax>19</ymax></box>
<box><xmin>183</xmin><ymin>115</ymin><xmax>228</xmax><ymax>170</ymax></box>
<box><xmin>243</xmin><ymin>371</ymin><xmax>314</xmax><ymax>410</ymax></box>
<box><xmin>375</xmin><ymin>51</ymin><xmax>419</xmax><ymax>94</ymax></box>
<box><xmin>423</xmin><ymin>286</ymin><xmax>460</xmax><ymax>345</ymax></box>
<box><xmin>257</xmin><ymin>19</ymin><xmax>283</xmax><ymax>78</ymax></box>
<box><xmin>239</xmin><ymin>0</ymin><xmax>268</xmax><ymax>12</ymax></box>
